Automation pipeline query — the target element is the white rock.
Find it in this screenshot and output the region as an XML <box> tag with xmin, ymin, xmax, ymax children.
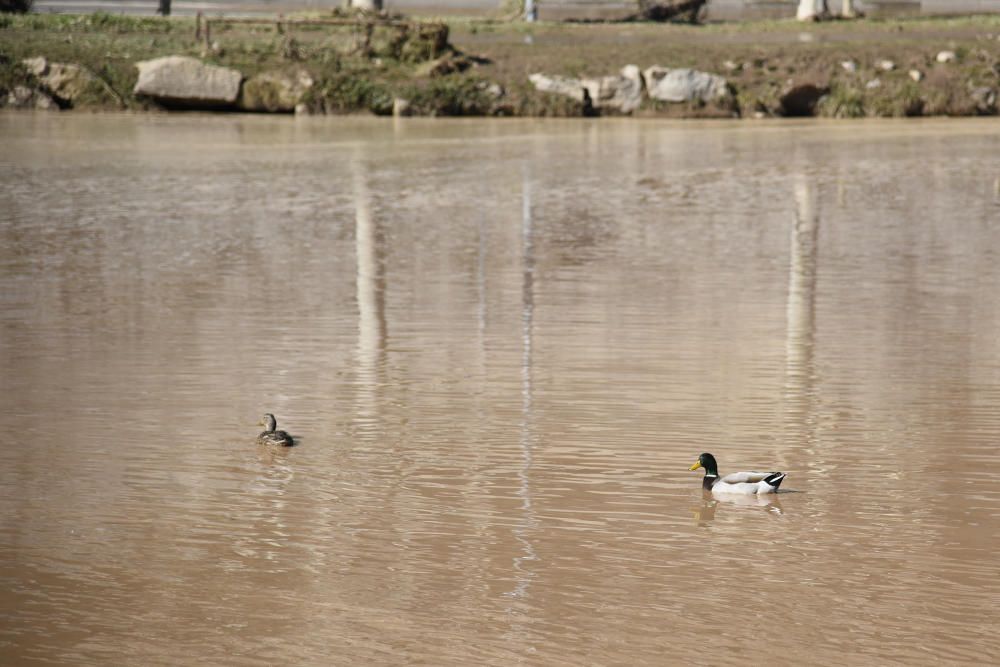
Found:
<box><xmin>865</xmin><ymin>78</ymin><xmax>882</xmax><ymax>90</ymax></box>
<box><xmin>582</xmin><ymin>65</ymin><xmax>643</xmax><ymax>113</ymax></box>
<box><xmin>841</xmin><ymin>60</ymin><xmax>857</xmax><ymax>73</ymax></box>
<box><xmin>22</xmin><ymin>56</ymin><xmax>48</xmax><ymax>77</ymax></box>
<box><xmin>483</xmin><ymin>82</ymin><xmax>505</xmax><ymax>99</ymax></box>
<box><xmin>876</xmin><ymin>59</ymin><xmax>896</xmax><ymax>71</ymax></box>
<box><xmin>530</xmin><ymin>66</ymin><xmax>644</xmax><ymax>113</ymax></box>
<box><xmin>936</xmin><ymin>50</ymin><xmax>957</xmax><ymax>64</ymax></box>
<box><xmin>909</xmin><ymin>69</ymin><xmax>924</xmax><ymax>82</ymax></box>
<box><xmin>643</xmin><ymin>66</ymin><xmax>729</xmax><ymax>104</ymax></box>
<box><xmin>134</xmin><ymin>56</ymin><xmax>243</xmax><ymax>107</ymax></box>
<box><xmin>529</xmin><ymin>73</ymin><xmax>587</xmax><ymax>102</ymax></box>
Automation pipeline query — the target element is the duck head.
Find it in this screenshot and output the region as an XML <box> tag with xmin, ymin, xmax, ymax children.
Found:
<box><xmin>689</xmin><ymin>452</ymin><xmax>719</xmax><ymax>477</ymax></box>
<box><xmin>260</xmin><ymin>413</ymin><xmax>277</xmax><ymax>432</ymax></box>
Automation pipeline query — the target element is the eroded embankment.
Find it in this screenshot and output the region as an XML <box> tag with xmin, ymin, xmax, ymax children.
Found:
<box><xmin>1</xmin><ymin>12</ymin><xmax>999</xmax><ymax>118</ymax></box>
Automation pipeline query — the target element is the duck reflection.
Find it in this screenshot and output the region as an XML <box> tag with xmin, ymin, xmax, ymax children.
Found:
<box><xmin>255</xmin><ymin>440</ymin><xmax>295</xmax><ymax>468</ymax></box>
<box><xmin>692</xmin><ymin>492</ymin><xmax>784</xmax><ymax>526</ymax></box>
<box><xmin>226</xmin><ymin>445</ymin><xmax>295</xmax><ymax>564</ymax></box>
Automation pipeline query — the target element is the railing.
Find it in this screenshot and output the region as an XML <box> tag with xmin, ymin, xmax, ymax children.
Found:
<box><xmin>192</xmin><ymin>11</ymin><xmax>421</xmax><ymax>46</ymax></box>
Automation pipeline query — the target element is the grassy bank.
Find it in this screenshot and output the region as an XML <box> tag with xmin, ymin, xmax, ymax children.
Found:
<box><xmin>1</xmin><ymin>11</ymin><xmax>999</xmax><ymax>117</ymax></box>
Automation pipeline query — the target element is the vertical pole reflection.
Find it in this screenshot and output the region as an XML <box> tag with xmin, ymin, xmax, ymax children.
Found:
<box><xmin>783</xmin><ymin>176</ymin><xmax>820</xmax><ymax>452</ymax></box>
<box><xmin>353</xmin><ymin>158</ymin><xmax>387</xmax><ymax>433</ymax></box>
<box><xmin>506</xmin><ymin>167</ymin><xmax>539</xmax><ymax>602</ymax></box>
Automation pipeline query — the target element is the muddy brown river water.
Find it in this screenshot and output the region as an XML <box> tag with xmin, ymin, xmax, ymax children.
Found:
<box><xmin>1</xmin><ymin>114</ymin><xmax>999</xmax><ymax>665</ymax></box>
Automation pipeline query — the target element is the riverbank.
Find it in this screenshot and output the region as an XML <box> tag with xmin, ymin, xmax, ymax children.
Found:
<box><xmin>2</xmin><ymin>12</ymin><xmax>999</xmax><ymax>117</ymax></box>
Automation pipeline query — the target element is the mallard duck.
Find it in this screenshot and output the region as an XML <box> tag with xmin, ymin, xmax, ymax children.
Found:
<box><xmin>689</xmin><ymin>452</ymin><xmax>786</xmax><ymax>495</ymax></box>
<box><xmin>257</xmin><ymin>413</ymin><xmax>294</xmax><ymax>447</ymax></box>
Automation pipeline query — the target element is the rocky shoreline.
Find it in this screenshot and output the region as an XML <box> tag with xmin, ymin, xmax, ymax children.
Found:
<box><xmin>2</xmin><ymin>12</ymin><xmax>999</xmax><ymax>118</ymax></box>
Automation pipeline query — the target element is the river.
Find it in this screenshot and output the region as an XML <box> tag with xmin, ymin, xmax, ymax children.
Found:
<box><xmin>1</xmin><ymin>114</ymin><xmax>999</xmax><ymax>665</ymax></box>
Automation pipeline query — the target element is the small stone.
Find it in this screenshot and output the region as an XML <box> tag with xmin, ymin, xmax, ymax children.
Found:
<box><xmin>722</xmin><ymin>60</ymin><xmax>742</xmax><ymax>73</ymax></box>
<box><xmin>876</xmin><ymin>59</ymin><xmax>896</xmax><ymax>71</ymax></box>
<box><xmin>22</xmin><ymin>56</ymin><xmax>48</xmax><ymax>77</ymax></box>
<box><xmin>970</xmin><ymin>86</ymin><xmax>997</xmax><ymax>113</ymax></box>
<box><xmin>936</xmin><ymin>50</ymin><xmax>958</xmax><ymax>64</ymax></box>
<box><xmin>753</xmin><ymin>111</ymin><xmax>766</xmax><ymax>119</ymax></box>
<box><xmin>841</xmin><ymin>60</ymin><xmax>857</xmax><ymax>73</ymax></box>
<box><xmin>5</xmin><ymin>85</ymin><xmax>58</xmax><ymax>110</ymax></box>
<box><xmin>483</xmin><ymin>83</ymin><xmax>504</xmax><ymax>99</ymax></box>
<box><xmin>909</xmin><ymin>69</ymin><xmax>924</xmax><ymax>82</ymax></box>
<box><xmin>865</xmin><ymin>78</ymin><xmax>882</xmax><ymax>90</ymax></box>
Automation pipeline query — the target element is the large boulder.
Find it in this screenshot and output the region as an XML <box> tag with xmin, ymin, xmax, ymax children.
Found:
<box><xmin>44</xmin><ymin>63</ymin><xmax>96</xmax><ymax>103</ymax></box>
<box><xmin>134</xmin><ymin>56</ymin><xmax>242</xmax><ymax>108</ymax></box>
<box><xmin>644</xmin><ymin>66</ymin><xmax>729</xmax><ymax>103</ymax></box>
<box><xmin>238</xmin><ymin>69</ymin><xmax>314</xmax><ymax>113</ymax></box>
<box><xmin>21</xmin><ymin>56</ymin><xmax>108</xmax><ymax>107</ymax></box>
<box><xmin>582</xmin><ymin>65</ymin><xmax>644</xmax><ymax>114</ymax></box>
<box><xmin>530</xmin><ymin>65</ymin><xmax>644</xmax><ymax>114</ymax></box>
<box><xmin>529</xmin><ymin>73</ymin><xmax>588</xmax><ymax>102</ymax></box>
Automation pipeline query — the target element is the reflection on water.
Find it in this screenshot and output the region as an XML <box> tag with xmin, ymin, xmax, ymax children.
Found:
<box><xmin>507</xmin><ymin>167</ymin><xmax>539</xmax><ymax>604</ymax></box>
<box><xmin>2</xmin><ymin>114</ymin><xmax>1000</xmax><ymax>665</ymax></box>
<box><xmin>783</xmin><ymin>174</ymin><xmax>821</xmax><ymax>477</ymax></box>
<box><xmin>353</xmin><ymin>156</ymin><xmax>387</xmax><ymax>436</ymax></box>
<box><xmin>694</xmin><ymin>493</ymin><xmax>784</xmax><ymax>526</ymax></box>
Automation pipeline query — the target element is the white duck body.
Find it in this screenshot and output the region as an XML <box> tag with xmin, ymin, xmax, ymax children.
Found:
<box><xmin>711</xmin><ymin>471</ymin><xmax>786</xmax><ymax>495</ymax></box>
<box><xmin>690</xmin><ymin>453</ymin><xmax>787</xmax><ymax>496</ymax></box>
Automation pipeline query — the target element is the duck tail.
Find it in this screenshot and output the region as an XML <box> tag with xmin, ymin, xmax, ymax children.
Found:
<box><xmin>763</xmin><ymin>472</ymin><xmax>786</xmax><ymax>489</ymax></box>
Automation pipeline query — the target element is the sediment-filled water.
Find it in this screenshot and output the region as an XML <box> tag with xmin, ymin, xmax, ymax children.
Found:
<box><xmin>2</xmin><ymin>114</ymin><xmax>999</xmax><ymax>665</ymax></box>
